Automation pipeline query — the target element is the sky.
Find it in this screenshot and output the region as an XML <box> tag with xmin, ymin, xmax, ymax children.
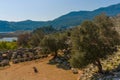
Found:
<box><xmin>0</xmin><ymin>0</ymin><xmax>120</xmax><ymax>21</ymax></box>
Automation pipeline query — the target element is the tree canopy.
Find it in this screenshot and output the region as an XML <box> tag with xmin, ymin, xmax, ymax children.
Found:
<box><xmin>40</xmin><ymin>33</ymin><xmax>68</xmax><ymax>59</ymax></box>
<box><xmin>70</xmin><ymin>14</ymin><xmax>120</xmax><ymax>73</ymax></box>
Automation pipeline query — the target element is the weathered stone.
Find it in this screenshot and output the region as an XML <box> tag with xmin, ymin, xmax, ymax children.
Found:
<box><xmin>12</xmin><ymin>59</ymin><xmax>19</xmax><ymax>64</ymax></box>
<box><xmin>0</xmin><ymin>59</ymin><xmax>10</xmax><ymax>66</ymax></box>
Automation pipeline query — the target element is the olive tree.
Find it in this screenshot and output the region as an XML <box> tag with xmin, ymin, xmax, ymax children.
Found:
<box><xmin>70</xmin><ymin>14</ymin><xmax>120</xmax><ymax>73</ymax></box>
<box><xmin>17</xmin><ymin>33</ymin><xmax>31</xmax><ymax>47</ymax></box>
<box><xmin>40</xmin><ymin>33</ymin><xmax>68</xmax><ymax>59</ymax></box>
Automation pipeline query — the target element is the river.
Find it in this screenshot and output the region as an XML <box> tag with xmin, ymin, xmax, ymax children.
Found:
<box><xmin>0</xmin><ymin>37</ymin><xmax>17</xmax><ymax>42</ymax></box>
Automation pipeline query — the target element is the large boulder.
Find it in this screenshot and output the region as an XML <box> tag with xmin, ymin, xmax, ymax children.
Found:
<box><xmin>71</xmin><ymin>68</ymin><xmax>78</xmax><ymax>74</ymax></box>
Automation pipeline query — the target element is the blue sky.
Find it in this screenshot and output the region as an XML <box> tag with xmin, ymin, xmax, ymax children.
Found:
<box><xmin>0</xmin><ymin>0</ymin><xmax>120</xmax><ymax>21</ymax></box>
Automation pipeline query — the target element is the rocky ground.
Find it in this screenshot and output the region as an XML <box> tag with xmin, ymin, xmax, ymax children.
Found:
<box><xmin>79</xmin><ymin>49</ymin><xmax>120</xmax><ymax>80</ymax></box>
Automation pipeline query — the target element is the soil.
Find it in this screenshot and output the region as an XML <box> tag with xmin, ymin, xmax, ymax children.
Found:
<box><xmin>0</xmin><ymin>57</ymin><xmax>79</xmax><ymax>80</ymax></box>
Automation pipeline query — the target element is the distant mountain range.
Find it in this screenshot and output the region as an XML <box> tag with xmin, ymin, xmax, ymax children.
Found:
<box><xmin>0</xmin><ymin>3</ymin><xmax>120</xmax><ymax>32</ymax></box>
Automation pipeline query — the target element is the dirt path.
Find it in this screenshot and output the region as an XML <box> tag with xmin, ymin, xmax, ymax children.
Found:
<box><xmin>0</xmin><ymin>58</ymin><xmax>78</xmax><ymax>80</ymax></box>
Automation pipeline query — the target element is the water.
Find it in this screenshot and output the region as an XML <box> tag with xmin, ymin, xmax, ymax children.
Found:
<box><xmin>0</xmin><ymin>37</ymin><xmax>17</xmax><ymax>42</ymax></box>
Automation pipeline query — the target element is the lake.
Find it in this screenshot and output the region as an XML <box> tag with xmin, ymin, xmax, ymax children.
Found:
<box><xmin>0</xmin><ymin>37</ymin><xmax>17</xmax><ymax>42</ymax></box>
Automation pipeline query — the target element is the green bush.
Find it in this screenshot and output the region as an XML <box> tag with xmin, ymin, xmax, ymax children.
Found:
<box><xmin>0</xmin><ymin>41</ymin><xmax>17</xmax><ymax>50</ymax></box>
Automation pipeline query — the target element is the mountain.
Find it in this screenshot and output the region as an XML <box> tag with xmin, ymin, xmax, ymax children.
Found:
<box><xmin>0</xmin><ymin>21</ymin><xmax>14</xmax><ymax>32</ymax></box>
<box><xmin>10</xmin><ymin>20</ymin><xmax>50</xmax><ymax>30</ymax></box>
<box><xmin>52</xmin><ymin>3</ymin><xmax>120</xmax><ymax>29</ymax></box>
<box><xmin>0</xmin><ymin>3</ymin><xmax>120</xmax><ymax>32</ymax></box>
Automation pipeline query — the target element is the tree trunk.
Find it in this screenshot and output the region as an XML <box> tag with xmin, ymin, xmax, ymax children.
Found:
<box><xmin>53</xmin><ymin>51</ymin><xmax>57</xmax><ymax>59</ymax></box>
<box><xmin>96</xmin><ymin>59</ymin><xmax>103</xmax><ymax>73</ymax></box>
<box><xmin>93</xmin><ymin>59</ymin><xmax>103</xmax><ymax>73</ymax></box>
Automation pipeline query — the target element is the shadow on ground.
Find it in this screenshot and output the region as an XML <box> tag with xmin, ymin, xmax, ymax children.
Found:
<box><xmin>47</xmin><ymin>56</ymin><xmax>71</xmax><ymax>70</ymax></box>
<box><xmin>91</xmin><ymin>64</ymin><xmax>120</xmax><ymax>80</ymax></box>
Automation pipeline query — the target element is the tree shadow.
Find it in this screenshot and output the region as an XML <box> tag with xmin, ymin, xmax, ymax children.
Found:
<box><xmin>91</xmin><ymin>64</ymin><xmax>120</xmax><ymax>80</ymax></box>
<box><xmin>47</xmin><ymin>56</ymin><xmax>71</xmax><ymax>70</ymax></box>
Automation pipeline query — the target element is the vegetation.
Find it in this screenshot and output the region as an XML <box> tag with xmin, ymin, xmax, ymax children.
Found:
<box><xmin>1</xmin><ymin>13</ymin><xmax>120</xmax><ymax>80</ymax></box>
<box><xmin>29</xmin><ymin>26</ymin><xmax>57</xmax><ymax>47</ymax></box>
<box><xmin>17</xmin><ymin>33</ymin><xmax>31</xmax><ymax>47</ymax></box>
<box><xmin>70</xmin><ymin>14</ymin><xmax>120</xmax><ymax>73</ymax></box>
<box><xmin>22</xmin><ymin>14</ymin><xmax>120</xmax><ymax>74</ymax></box>
<box><xmin>40</xmin><ymin>33</ymin><xmax>68</xmax><ymax>59</ymax></box>
<box><xmin>0</xmin><ymin>41</ymin><xmax>17</xmax><ymax>50</ymax></box>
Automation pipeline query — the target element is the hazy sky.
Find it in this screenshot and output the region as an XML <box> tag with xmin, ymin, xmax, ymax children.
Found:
<box><xmin>0</xmin><ymin>0</ymin><xmax>120</xmax><ymax>21</ymax></box>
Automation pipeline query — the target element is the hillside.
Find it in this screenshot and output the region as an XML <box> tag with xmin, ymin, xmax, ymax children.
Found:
<box><xmin>0</xmin><ymin>3</ymin><xmax>120</xmax><ymax>32</ymax></box>
<box><xmin>52</xmin><ymin>3</ymin><xmax>120</xmax><ymax>29</ymax></box>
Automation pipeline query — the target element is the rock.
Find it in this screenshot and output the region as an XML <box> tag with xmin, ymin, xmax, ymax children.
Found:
<box><xmin>0</xmin><ymin>59</ymin><xmax>10</xmax><ymax>66</ymax></box>
<box><xmin>71</xmin><ymin>68</ymin><xmax>78</xmax><ymax>74</ymax></box>
<box><xmin>33</xmin><ymin>67</ymin><xmax>38</xmax><ymax>73</ymax></box>
<box><xmin>19</xmin><ymin>58</ymin><xmax>25</xmax><ymax>62</ymax></box>
<box><xmin>34</xmin><ymin>55</ymin><xmax>41</xmax><ymax>59</ymax></box>
<box><xmin>49</xmin><ymin>59</ymin><xmax>57</xmax><ymax>64</ymax></box>
<box><xmin>12</xmin><ymin>59</ymin><xmax>19</xmax><ymax>64</ymax></box>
